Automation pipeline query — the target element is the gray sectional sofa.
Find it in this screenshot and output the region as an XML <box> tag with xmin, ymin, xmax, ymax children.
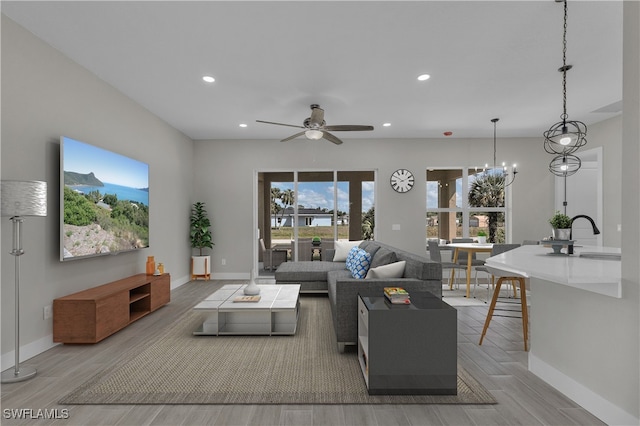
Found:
<box><xmin>275</xmin><ymin>240</ymin><xmax>442</xmax><ymax>351</ymax></box>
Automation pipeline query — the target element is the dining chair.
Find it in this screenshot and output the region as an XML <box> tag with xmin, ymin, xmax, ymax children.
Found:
<box><xmin>452</xmin><ymin>238</ymin><xmax>485</xmax><ymax>267</ymax></box>
<box><xmin>450</xmin><ymin>238</ymin><xmax>485</xmax><ymax>294</ymax></box>
<box><xmin>427</xmin><ymin>240</ymin><xmax>468</xmax><ymax>289</ymax></box>
<box><xmin>473</xmin><ymin>244</ymin><xmax>521</xmax><ymax>299</ymax></box>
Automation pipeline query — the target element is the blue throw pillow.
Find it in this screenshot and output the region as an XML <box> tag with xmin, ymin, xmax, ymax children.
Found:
<box><xmin>346</xmin><ymin>247</ymin><xmax>372</xmax><ymax>279</ymax></box>
<box><xmin>345</xmin><ymin>246</ymin><xmax>361</xmax><ymax>271</ymax></box>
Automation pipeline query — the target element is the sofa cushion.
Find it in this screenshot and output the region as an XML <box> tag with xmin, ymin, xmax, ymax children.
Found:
<box><xmin>359</xmin><ymin>241</ymin><xmax>380</xmax><ymax>259</ymax></box>
<box><xmin>333</xmin><ymin>240</ymin><xmax>363</xmax><ymax>262</ymax></box>
<box><xmin>345</xmin><ymin>247</ymin><xmax>372</xmax><ymax>279</ymax></box>
<box><xmin>369</xmin><ymin>247</ymin><xmax>398</xmax><ymax>269</ymax></box>
<box><xmin>365</xmin><ymin>260</ymin><xmax>406</xmax><ymax>279</ymax></box>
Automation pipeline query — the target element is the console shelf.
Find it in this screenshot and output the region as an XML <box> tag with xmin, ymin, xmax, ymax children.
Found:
<box><xmin>53</xmin><ymin>273</ymin><xmax>170</xmax><ymax>343</ymax></box>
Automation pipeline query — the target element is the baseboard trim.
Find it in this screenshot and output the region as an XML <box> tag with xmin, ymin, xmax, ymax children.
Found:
<box><xmin>170</xmin><ymin>274</ymin><xmax>191</xmax><ymax>290</ymax></box>
<box><xmin>529</xmin><ymin>353</ymin><xmax>638</xmax><ymax>426</ymax></box>
<box><xmin>1</xmin><ymin>334</ymin><xmax>59</xmax><ymax>371</ymax></box>
<box><xmin>210</xmin><ymin>272</ymin><xmax>251</xmax><ymax>280</ymax></box>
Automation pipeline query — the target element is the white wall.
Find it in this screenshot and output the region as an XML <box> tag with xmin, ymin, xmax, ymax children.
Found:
<box><xmin>620</xmin><ymin>0</ymin><xmax>640</xmax><ymax>422</ymax></box>
<box><xmin>1</xmin><ymin>15</ymin><xmax>195</xmax><ymax>367</ymax></box>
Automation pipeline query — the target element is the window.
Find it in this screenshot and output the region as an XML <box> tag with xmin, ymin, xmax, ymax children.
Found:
<box><xmin>426</xmin><ymin>167</ymin><xmax>507</xmax><ymax>243</ymax></box>
<box><xmin>258</xmin><ymin>170</ymin><xmax>375</xmax><ymax>266</ymax></box>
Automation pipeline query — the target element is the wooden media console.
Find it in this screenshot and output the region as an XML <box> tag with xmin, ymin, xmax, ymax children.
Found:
<box><xmin>53</xmin><ymin>273</ymin><xmax>170</xmax><ymax>344</ymax></box>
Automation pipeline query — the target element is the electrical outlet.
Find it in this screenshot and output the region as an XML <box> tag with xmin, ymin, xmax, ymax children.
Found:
<box><xmin>221</xmin><ymin>258</ymin><xmax>227</xmax><ymax>266</ymax></box>
<box><xmin>43</xmin><ymin>305</ymin><xmax>52</xmax><ymax>320</ymax></box>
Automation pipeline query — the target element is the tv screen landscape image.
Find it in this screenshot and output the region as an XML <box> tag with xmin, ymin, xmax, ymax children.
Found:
<box><xmin>60</xmin><ymin>136</ymin><xmax>149</xmax><ymax>261</ymax></box>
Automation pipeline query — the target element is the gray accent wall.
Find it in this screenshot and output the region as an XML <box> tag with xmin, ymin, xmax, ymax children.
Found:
<box><xmin>1</xmin><ymin>15</ymin><xmax>195</xmax><ymax>367</ymax></box>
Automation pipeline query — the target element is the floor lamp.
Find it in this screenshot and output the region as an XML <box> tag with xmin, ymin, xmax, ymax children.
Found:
<box><xmin>1</xmin><ymin>180</ymin><xmax>47</xmax><ymax>383</ymax></box>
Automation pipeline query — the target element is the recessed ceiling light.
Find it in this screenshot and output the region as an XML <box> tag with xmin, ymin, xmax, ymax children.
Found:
<box><xmin>202</xmin><ymin>75</ymin><xmax>215</xmax><ymax>83</ymax></box>
<box><xmin>417</xmin><ymin>74</ymin><xmax>431</xmax><ymax>81</ymax></box>
<box><xmin>239</xmin><ymin>123</ymin><xmax>247</xmax><ymax>128</ymax></box>
<box><xmin>383</xmin><ymin>123</ymin><xmax>391</xmax><ymax>127</ymax></box>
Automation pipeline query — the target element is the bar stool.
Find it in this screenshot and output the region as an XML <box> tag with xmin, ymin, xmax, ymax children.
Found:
<box><xmin>478</xmin><ymin>265</ymin><xmax>529</xmax><ymax>351</ymax></box>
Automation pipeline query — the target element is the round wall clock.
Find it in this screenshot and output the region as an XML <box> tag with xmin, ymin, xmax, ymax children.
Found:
<box><xmin>390</xmin><ymin>169</ymin><xmax>415</xmax><ymax>193</ymax></box>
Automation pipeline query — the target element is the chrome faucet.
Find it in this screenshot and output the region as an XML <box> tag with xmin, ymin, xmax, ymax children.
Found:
<box><xmin>570</xmin><ymin>215</ymin><xmax>601</xmax><ymax>240</ymax></box>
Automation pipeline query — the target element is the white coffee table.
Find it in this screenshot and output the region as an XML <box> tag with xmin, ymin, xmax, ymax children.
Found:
<box><xmin>192</xmin><ymin>284</ymin><xmax>300</xmax><ymax>336</ymax></box>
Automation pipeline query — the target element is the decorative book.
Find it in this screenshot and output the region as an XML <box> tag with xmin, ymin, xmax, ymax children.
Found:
<box><xmin>233</xmin><ymin>295</ymin><xmax>261</xmax><ymax>303</ymax></box>
<box><xmin>383</xmin><ymin>287</ymin><xmax>411</xmax><ymax>304</ymax></box>
<box><xmin>383</xmin><ymin>287</ymin><xmax>409</xmax><ymax>297</ymax></box>
<box><xmin>385</xmin><ymin>296</ymin><xmax>411</xmax><ymax>304</ymax></box>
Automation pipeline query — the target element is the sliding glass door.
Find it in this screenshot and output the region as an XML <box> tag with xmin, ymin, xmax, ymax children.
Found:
<box><xmin>257</xmin><ymin>170</ymin><xmax>375</xmax><ymax>274</ymax></box>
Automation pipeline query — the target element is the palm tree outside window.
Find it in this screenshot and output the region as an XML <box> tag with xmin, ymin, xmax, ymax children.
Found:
<box><xmin>426</xmin><ymin>168</ymin><xmax>507</xmax><ymax>244</ymax></box>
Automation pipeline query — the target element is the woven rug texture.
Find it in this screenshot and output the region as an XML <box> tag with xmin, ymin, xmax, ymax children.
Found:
<box><xmin>61</xmin><ymin>296</ymin><xmax>496</xmax><ymax>405</ymax></box>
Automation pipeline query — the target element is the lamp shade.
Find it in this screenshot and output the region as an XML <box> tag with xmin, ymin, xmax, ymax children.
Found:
<box><xmin>1</xmin><ymin>180</ymin><xmax>47</xmax><ymax>217</ymax></box>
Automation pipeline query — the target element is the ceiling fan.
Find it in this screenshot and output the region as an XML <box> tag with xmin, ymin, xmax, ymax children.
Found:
<box><xmin>256</xmin><ymin>104</ymin><xmax>374</xmax><ymax>145</ymax></box>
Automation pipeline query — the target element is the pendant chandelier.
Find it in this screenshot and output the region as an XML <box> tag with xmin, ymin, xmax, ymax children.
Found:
<box><xmin>544</xmin><ymin>0</ymin><xmax>587</xmax><ymax>176</ymax></box>
<box><xmin>486</xmin><ymin>118</ymin><xmax>518</xmax><ymax>187</ymax></box>
<box><xmin>549</xmin><ymin>153</ymin><xmax>581</xmax><ymax>177</ymax></box>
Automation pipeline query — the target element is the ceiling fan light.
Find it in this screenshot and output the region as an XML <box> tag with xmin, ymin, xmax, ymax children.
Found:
<box><xmin>305</xmin><ymin>129</ymin><xmax>323</xmax><ymax>140</ymax></box>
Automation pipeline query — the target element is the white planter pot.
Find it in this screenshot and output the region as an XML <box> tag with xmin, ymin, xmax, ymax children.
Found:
<box><xmin>476</xmin><ymin>236</ymin><xmax>487</xmax><ymax>244</ymax></box>
<box><xmin>191</xmin><ymin>255</ymin><xmax>211</xmax><ymax>280</ymax></box>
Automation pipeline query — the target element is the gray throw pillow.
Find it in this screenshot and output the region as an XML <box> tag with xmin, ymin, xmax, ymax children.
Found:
<box><xmin>369</xmin><ymin>247</ymin><xmax>397</xmax><ymax>269</ymax></box>
<box><xmin>359</xmin><ymin>241</ymin><xmax>380</xmax><ymax>260</ymax></box>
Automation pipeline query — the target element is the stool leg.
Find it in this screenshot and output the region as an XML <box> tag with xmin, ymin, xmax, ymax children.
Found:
<box><xmin>519</xmin><ymin>278</ymin><xmax>529</xmax><ymax>351</ymax></box>
<box><xmin>479</xmin><ymin>278</ymin><xmax>503</xmax><ymax>345</ymax></box>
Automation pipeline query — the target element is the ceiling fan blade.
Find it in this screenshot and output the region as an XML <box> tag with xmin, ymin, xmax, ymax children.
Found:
<box><xmin>256</xmin><ymin>120</ymin><xmax>305</xmax><ymax>129</ymax></box>
<box><xmin>309</xmin><ymin>106</ymin><xmax>324</xmax><ymax>126</ymax></box>
<box><xmin>323</xmin><ymin>125</ymin><xmax>374</xmax><ymax>132</ymax></box>
<box><xmin>322</xmin><ymin>131</ymin><xmax>343</xmax><ymax>145</ymax></box>
<box><xmin>281</xmin><ymin>131</ymin><xmax>306</xmax><ymax>142</ymax></box>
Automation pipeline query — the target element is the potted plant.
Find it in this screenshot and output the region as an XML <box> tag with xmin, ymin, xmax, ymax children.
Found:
<box><xmin>549</xmin><ymin>211</ymin><xmax>572</xmax><ymax>240</ymax></box>
<box><xmin>312</xmin><ymin>236</ymin><xmax>322</xmax><ymax>247</ymax></box>
<box><xmin>190</xmin><ymin>201</ymin><xmax>214</xmax><ymax>280</ymax></box>
<box><xmin>476</xmin><ymin>230</ymin><xmax>487</xmax><ymax>244</ymax></box>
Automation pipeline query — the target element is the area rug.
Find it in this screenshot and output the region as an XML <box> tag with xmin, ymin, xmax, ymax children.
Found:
<box><xmin>60</xmin><ymin>297</ymin><xmax>495</xmax><ymax>405</ymax></box>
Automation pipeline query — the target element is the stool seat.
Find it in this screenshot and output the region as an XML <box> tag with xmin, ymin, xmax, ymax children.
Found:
<box><xmin>478</xmin><ymin>266</ymin><xmax>529</xmax><ymax>351</ymax></box>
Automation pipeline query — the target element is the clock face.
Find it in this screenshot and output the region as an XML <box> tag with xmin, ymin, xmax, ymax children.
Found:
<box><xmin>390</xmin><ymin>169</ymin><xmax>415</xmax><ymax>193</ymax></box>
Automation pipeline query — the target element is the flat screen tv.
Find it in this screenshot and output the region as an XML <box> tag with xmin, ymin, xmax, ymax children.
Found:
<box><xmin>60</xmin><ymin>136</ymin><xmax>149</xmax><ymax>261</ymax></box>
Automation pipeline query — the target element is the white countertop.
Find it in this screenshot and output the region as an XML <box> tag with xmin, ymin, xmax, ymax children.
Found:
<box><xmin>484</xmin><ymin>244</ymin><xmax>622</xmax><ymax>298</ymax></box>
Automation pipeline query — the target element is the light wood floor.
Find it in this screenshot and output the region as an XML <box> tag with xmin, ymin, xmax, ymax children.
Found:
<box><xmin>1</xmin><ymin>280</ymin><xmax>605</xmax><ymax>426</ymax></box>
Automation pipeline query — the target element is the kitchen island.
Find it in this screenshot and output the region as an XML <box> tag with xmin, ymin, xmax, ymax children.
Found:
<box><xmin>484</xmin><ymin>244</ymin><xmax>637</xmax><ymax>426</ymax></box>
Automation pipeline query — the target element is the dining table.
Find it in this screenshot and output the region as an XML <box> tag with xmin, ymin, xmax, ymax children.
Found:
<box><xmin>447</xmin><ymin>242</ymin><xmax>494</xmax><ymax>298</ymax></box>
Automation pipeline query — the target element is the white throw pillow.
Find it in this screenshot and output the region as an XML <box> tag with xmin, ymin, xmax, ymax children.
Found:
<box><xmin>333</xmin><ymin>240</ymin><xmax>363</xmax><ymax>262</ymax></box>
<box><xmin>365</xmin><ymin>260</ymin><xmax>406</xmax><ymax>279</ymax></box>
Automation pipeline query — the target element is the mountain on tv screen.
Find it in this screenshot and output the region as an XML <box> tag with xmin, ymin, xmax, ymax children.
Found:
<box><xmin>60</xmin><ymin>136</ymin><xmax>149</xmax><ymax>261</ymax></box>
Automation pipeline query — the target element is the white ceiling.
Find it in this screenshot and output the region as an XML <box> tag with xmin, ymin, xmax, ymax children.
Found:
<box><xmin>2</xmin><ymin>1</ymin><xmax>623</xmax><ymax>141</ymax></box>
